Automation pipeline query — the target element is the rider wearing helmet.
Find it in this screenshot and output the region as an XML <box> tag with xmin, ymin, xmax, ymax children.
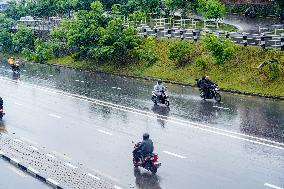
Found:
<box><xmin>198</xmin><ymin>76</ymin><xmax>216</xmax><ymax>97</ymax></box>
<box><xmin>133</xmin><ymin>133</ymin><xmax>154</xmax><ymax>162</ymax></box>
<box><xmin>154</xmin><ymin>79</ymin><xmax>166</xmax><ymax>100</ymax></box>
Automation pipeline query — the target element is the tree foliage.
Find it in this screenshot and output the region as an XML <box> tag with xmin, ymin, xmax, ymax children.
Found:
<box><xmin>196</xmin><ymin>0</ymin><xmax>225</xmax><ymax>20</ymax></box>
<box><xmin>12</xmin><ymin>25</ymin><xmax>35</xmax><ymax>53</ymax></box>
<box><xmin>202</xmin><ymin>34</ymin><xmax>234</xmax><ymax>65</ymax></box>
<box><xmin>52</xmin><ymin>1</ymin><xmax>140</xmax><ymax>63</ymax></box>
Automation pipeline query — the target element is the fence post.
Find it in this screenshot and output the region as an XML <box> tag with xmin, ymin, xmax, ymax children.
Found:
<box><xmin>167</xmin><ymin>29</ymin><xmax>172</xmax><ymax>39</ymax></box>
<box><xmin>154</xmin><ymin>28</ymin><xmax>158</xmax><ymax>38</ymax></box>
<box><xmin>243</xmin><ymin>34</ymin><xmax>248</xmax><ymax>47</ymax></box>
<box><xmin>180</xmin><ymin>30</ymin><xmax>184</xmax><ymax>40</ymax></box>
<box><xmin>281</xmin><ymin>36</ymin><xmax>284</xmax><ymax>51</ymax></box>
<box><xmin>193</xmin><ymin>30</ymin><xmax>197</xmax><ymax>42</ymax></box>
<box><xmin>260</xmin><ymin>35</ymin><xmax>265</xmax><ymax>50</ymax></box>
<box><xmin>143</xmin><ymin>27</ymin><xmax>147</xmax><ymax>38</ymax></box>
<box><xmin>225</xmin><ymin>31</ymin><xmax>230</xmax><ymax>38</ymax></box>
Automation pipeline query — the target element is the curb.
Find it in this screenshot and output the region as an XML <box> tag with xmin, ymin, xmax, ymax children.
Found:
<box><xmin>48</xmin><ymin>63</ymin><xmax>284</xmax><ymax>100</ymax></box>
<box><xmin>0</xmin><ymin>150</ymin><xmax>63</xmax><ymax>189</ymax></box>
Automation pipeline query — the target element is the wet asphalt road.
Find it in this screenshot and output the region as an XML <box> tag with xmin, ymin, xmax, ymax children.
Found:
<box><xmin>0</xmin><ymin>159</ymin><xmax>51</xmax><ymax>189</ymax></box>
<box><xmin>0</xmin><ymin>62</ymin><xmax>283</xmax><ymax>189</ymax></box>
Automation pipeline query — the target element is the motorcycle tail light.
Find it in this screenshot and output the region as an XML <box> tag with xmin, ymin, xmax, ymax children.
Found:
<box><xmin>153</xmin><ymin>154</ymin><xmax>158</xmax><ymax>162</ymax></box>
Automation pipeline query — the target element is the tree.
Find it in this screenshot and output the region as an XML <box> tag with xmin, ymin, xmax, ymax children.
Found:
<box><xmin>12</xmin><ymin>25</ymin><xmax>35</xmax><ymax>52</ymax></box>
<box><xmin>202</xmin><ymin>34</ymin><xmax>234</xmax><ymax>65</ymax></box>
<box><xmin>162</xmin><ymin>0</ymin><xmax>191</xmax><ymax>17</ymax></box>
<box><xmin>0</xmin><ymin>13</ymin><xmax>13</xmax><ymax>30</ymax></box>
<box><xmin>0</xmin><ymin>31</ymin><xmax>13</xmax><ymax>53</ymax></box>
<box><xmin>53</xmin><ymin>1</ymin><xmax>140</xmax><ymax>63</ymax></box>
<box><xmin>196</xmin><ymin>0</ymin><xmax>225</xmax><ymax>20</ymax></box>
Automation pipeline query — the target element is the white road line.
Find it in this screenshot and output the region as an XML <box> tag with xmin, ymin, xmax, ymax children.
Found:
<box><xmin>14</xmin><ymin>102</ymin><xmax>23</xmax><ymax>106</ymax></box>
<box><xmin>87</xmin><ymin>173</ymin><xmax>101</xmax><ymax>180</ymax></box>
<box><xmin>114</xmin><ymin>185</ymin><xmax>123</xmax><ymax>189</ymax></box>
<box><xmin>48</xmin><ymin>114</ymin><xmax>62</xmax><ymax>119</ymax></box>
<box><xmin>65</xmin><ymin>163</ymin><xmax>78</xmax><ymax>169</ymax></box>
<box><xmin>0</xmin><ymin>77</ymin><xmax>283</xmax><ymax>150</ymax></box>
<box><xmin>213</xmin><ymin>106</ymin><xmax>230</xmax><ymax>110</ymax></box>
<box><xmin>28</xmin><ymin>146</ymin><xmax>38</xmax><ymax>151</ymax></box>
<box><xmin>46</xmin><ymin>154</ymin><xmax>56</xmax><ymax>159</ymax></box>
<box><xmin>264</xmin><ymin>183</ymin><xmax>284</xmax><ymax>189</ymax></box>
<box><xmin>163</xmin><ymin>151</ymin><xmax>187</xmax><ymax>159</ymax></box>
<box><xmin>13</xmin><ymin>139</ymin><xmax>23</xmax><ymax>143</ymax></box>
<box><xmin>97</xmin><ymin>129</ymin><xmax>113</xmax><ymax>136</ymax></box>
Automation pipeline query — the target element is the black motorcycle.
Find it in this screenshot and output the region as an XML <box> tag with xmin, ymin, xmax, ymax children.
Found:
<box><xmin>0</xmin><ymin>106</ymin><xmax>4</xmax><ymax>120</ymax></box>
<box><xmin>151</xmin><ymin>89</ymin><xmax>170</xmax><ymax>107</ymax></box>
<box><xmin>133</xmin><ymin>142</ymin><xmax>161</xmax><ymax>174</ymax></box>
<box><xmin>11</xmin><ymin>63</ymin><xmax>20</xmax><ymax>73</ymax></box>
<box><xmin>200</xmin><ymin>84</ymin><xmax>221</xmax><ymax>102</ymax></box>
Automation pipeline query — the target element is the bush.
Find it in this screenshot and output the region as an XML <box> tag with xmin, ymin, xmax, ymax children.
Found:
<box><xmin>0</xmin><ymin>31</ymin><xmax>13</xmax><ymax>53</ymax></box>
<box><xmin>138</xmin><ymin>37</ymin><xmax>158</xmax><ymax>66</ymax></box>
<box><xmin>262</xmin><ymin>59</ymin><xmax>281</xmax><ymax>81</ymax></box>
<box><xmin>28</xmin><ymin>39</ymin><xmax>54</xmax><ymax>63</ymax></box>
<box><xmin>201</xmin><ymin>34</ymin><xmax>234</xmax><ymax>65</ymax></box>
<box><xmin>13</xmin><ymin>25</ymin><xmax>35</xmax><ymax>53</ymax></box>
<box><xmin>195</xmin><ymin>54</ymin><xmax>212</xmax><ymax>70</ymax></box>
<box><xmin>168</xmin><ymin>40</ymin><xmax>192</xmax><ymax>67</ymax></box>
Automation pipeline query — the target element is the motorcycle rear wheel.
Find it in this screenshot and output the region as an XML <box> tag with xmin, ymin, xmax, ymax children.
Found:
<box><xmin>165</xmin><ymin>100</ymin><xmax>170</xmax><ymax>107</ymax></box>
<box><xmin>150</xmin><ymin>166</ymin><xmax>157</xmax><ymax>174</ymax></box>
<box><xmin>215</xmin><ymin>93</ymin><xmax>221</xmax><ymax>102</ymax></box>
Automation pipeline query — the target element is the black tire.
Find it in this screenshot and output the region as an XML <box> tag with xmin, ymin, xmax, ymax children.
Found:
<box><xmin>165</xmin><ymin>100</ymin><xmax>170</xmax><ymax>107</ymax></box>
<box><xmin>152</xmin><ymin>96</ymin><xmax>157</xmax><ymax>105</ymax></box>
<box><xmin>150</xmin><ymin>165</ymin><xmax>157</xmax><ymax>174</ymax></box>
<box><xmin>215</xmin><ymin>93</ymin><xmax>221</xmax><ymax>102</ymax></box>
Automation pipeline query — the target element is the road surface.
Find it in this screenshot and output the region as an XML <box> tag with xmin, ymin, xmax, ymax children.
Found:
<box><xmin>0</xmin><ymin>62</ymin><xmax>283</xmax><ymax>189</ymax></box>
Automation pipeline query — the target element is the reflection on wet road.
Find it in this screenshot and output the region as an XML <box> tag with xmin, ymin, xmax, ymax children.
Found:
<box><xmin>0</xmin><ymin>61</ymin><xmax>283</xmax><ymax>143</ymax></box>
<box><xmin>0</xmin><ymin>61</ymin><xmax>283</xmax><ymax>189</ymax></box>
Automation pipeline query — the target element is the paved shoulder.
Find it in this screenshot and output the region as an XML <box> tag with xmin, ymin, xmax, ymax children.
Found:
<box><xmin>0</xmin><ymin>133</ymin><xmax>123</xmax><ymax>189</ymax></box>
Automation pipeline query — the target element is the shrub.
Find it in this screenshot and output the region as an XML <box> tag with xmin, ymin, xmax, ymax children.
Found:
<box><xmin>138</xmin><ymin>37</ymin><xmax>158</xmax><ymax>66</ymax></box>
<box><xmin>0</xmin><ymin>31</ymin><xmax>13</xmax><ymax>53</ymax></box>
<box><xmin>13</xmin><ymin>25</ymin><xmax>35</xmax><ymax>53</ymax></box>
<box><xmin>263</xmin><ymin>59</ymin><xmax>281</xmax><ymax>81</ymax></box>
<box><xmin>201</xmin><ymin>34</ymin><xmax>235</xmax><ymax>65</ymax></box>
<box><xmin>168</xmin><ymin>40</ymin><xmax>192</xmax><ymax>67</ymax></box>
<box><xmin>28</xmin><ymin>39</ymin><xmax>54</xmax><ymax>63</ymax></box>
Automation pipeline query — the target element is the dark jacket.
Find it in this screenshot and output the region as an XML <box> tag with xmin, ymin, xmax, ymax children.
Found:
<box><xmin>136</xmin><ymin>139</ymin><xmax>154</xmax><ymax>156</ymax></box>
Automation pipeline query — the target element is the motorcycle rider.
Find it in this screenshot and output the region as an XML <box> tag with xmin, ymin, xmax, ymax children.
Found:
<box><xmin>0</xmin><ymin>97</ymin><xmax>3</xmax><ymax>110</ymax></box>
<box><xmin>154</xmin><ymin>80</ymin><xmax>166</xmax><ymax>101</ymax></box>
<box><xmin>198</xmin><ymin>76</ymin><xmax>216</xmax><ymax>97</ymax></box>
<box><xmin>133</xmin><ymin>133</ymin><xmax>154</xmax><ymax>163</ymax></box>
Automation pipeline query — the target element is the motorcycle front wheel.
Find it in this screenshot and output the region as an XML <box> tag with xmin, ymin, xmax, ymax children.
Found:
<box><xmin>215</xmin><ymin>93</ymin><xmax>221</xmax><ymax>102</ymax></box>
<box><xmin>165</xmin><ymin>100</ymin><xmax>170</xmax><ymax>107</ymax></box>
<box><xmin>151</xmin><ymin>96</ymin><xmax>157</xmax><ymax>105</ymax></box>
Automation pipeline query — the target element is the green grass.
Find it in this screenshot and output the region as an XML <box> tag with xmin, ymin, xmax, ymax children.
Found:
<box><xmin>47</xmin><ymin>39</ymin><xmax>284</xmax><ymax>97</ymax></box>
<box><xmin>2</xmin><ymin>39</ymin><xmax>283</xmax><ymax>97</ymax></box>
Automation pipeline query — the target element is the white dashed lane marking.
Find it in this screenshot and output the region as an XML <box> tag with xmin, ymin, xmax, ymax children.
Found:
<box><xmin>163</xmin><ymin>151</ymin><xmax>187</xmax><ymax>159</ymax></box>
<box><xmin>97</xmin><ymin>129</ymin><xmax>113</xmax><ymax>136</ymax></box>
<box><xmin>264</xmin><ymin>183</ymin><xmax>284</xmax><ymax>189</ymax></box>
<box><xmin>48</xmin><ymin>114</ymin><xmax>62</xmax><ymax>119</ymax></box>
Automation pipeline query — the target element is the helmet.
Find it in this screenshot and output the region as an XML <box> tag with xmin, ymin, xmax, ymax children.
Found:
<box><xmin>157</xmin><ymin>79</ymin><xmax>162</xmax><ymax>85</ymax></box>
<box><xmin>143</xmin><ymin>133</ymin><xmax>150</xmax><ymax>140</ymax></box>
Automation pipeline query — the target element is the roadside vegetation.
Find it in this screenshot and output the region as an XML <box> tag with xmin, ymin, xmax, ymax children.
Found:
<box><xmin>0</xmin><ymin>0</ymin><xmax>283</xmax><ymax>97</ymax></box>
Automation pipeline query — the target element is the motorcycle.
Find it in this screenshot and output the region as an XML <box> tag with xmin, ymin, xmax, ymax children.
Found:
<box><xmin>0</xmin><ymin>107</ymin><xmax>5</xmax><ymax>120</ymax></box>
<box><xmin>132</xmin><ymin>142</ymin><xmax>161</xmax><ymax>174</ymax></box>
<box><xmin>151</xmin><ymin>89</ymin><xmax>170</xmax><ymax>107</ymax></box>
<box><xmin>11</xmin><ymin>63</ymin><xmax>20</xmax><ymax>73</ymax></box>
<box><xmin>200</xmin><ymin>84</ymin><xmax>221</xmax><ymax>102</ymax></box>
